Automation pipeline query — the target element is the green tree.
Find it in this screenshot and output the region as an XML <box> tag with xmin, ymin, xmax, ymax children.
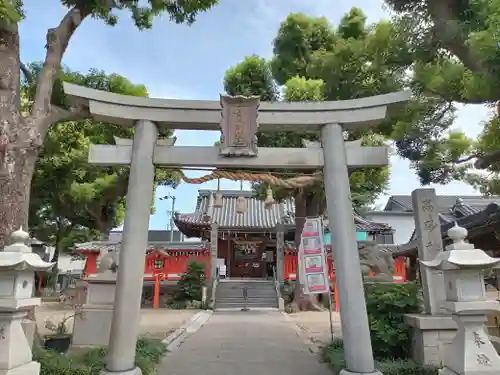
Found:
<box><xmin>28</xmin><ymin>66</ymin><xmax>180</xmax><ymax>264</ymax></box>
<box><xmin>224</xmin><ymin>10</ymin><xmax>457</xmax><ymax>309</ymax></box>
<box><xmin>0</xmin><ymin>0</ymin><xmax>220</xmax><ymax>247</ymax></box>
<box><xmin>383</xmin><ymin>0</ymin><xmax>500</xmax><ymax>170</ymax></box>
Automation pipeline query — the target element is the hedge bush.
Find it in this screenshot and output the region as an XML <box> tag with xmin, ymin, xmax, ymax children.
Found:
<box><xmin>34</xmin><ymin>338</ymin><xmax>166</xmax><ymax>375</ymax></box>
<box><xmin>365</xmin><ymin>282</ymin><xmax>422</xmax><ymax>360</ymax></box>
<box><xmin>321</xmin><ymin>340</ymin><xmax>437</xmax><ymax>375</ymax></box>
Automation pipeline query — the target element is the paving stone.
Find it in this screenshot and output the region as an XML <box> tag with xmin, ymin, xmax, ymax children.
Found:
<box><xmin>158</xmin><ymin>310</ymin><xmax>331</xmax><ymax>375</ymax></box>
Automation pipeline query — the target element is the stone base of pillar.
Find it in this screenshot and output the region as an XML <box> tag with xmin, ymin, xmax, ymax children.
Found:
<box><xmin>339</xmin><ymin>369</ymin><xmax>383</xmax><ymax>375</ymax></box>
<box><xmin>21</xmin><ymin>319</ymin><xmax>36</xmax><ymax>350</ymax></box>
<box><xmin>100</xmin><ymin>366</ymin><xmax>142</xmax><ymax>375</ymax></box>
<box><xmin>0</xmin><ymin>361</ymin><xmax>40</xmax><ymax>375</ymax></box>
<box><xmin>72</xmin><ymin>305</ymin><xmax>114</xmax><ymax>347</ymax></box>
<box><xmin>72</xmin><ymin>271</ymin><xmax>116</xmax><ymax>348</ymax></box>
<box><xmin>405</xmin><ymin>314</ymin><xmax>457</xmax><ymax>366</ymax></box>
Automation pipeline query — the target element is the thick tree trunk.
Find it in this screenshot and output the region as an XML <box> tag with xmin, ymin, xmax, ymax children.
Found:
<box><xmin>0</xmin><ymin>25</ymin><xmax>39</xmax><ymax>247</ymax></box>
<box><xmin>0</xmin><ymin>7</ymin><xmax>90</xmax><ymax>248</ymax></box>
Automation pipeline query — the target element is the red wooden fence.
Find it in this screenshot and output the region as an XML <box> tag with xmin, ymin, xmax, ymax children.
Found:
<box><xmin>81</xmin><ymin>248</ymin><xmax>407</xmax><ymax>286</ymax></box>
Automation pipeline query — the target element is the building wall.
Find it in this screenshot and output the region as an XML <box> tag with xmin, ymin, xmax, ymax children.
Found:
<box><xmin>365</xmin><ymin>212</ymin><xmax>415</xmax><ymax>245</ymax></box>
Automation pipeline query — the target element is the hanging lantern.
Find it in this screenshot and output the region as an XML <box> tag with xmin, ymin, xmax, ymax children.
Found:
<box><xmin>236</xmin><ymin>196</ymin><xmax>247</xmax><ymax>213</ymax></box>
<box><xmin>214</xmin><ymin>179</ymin><xmax>223</xmax><ymax>207</ymax></box>
<box><xmin>264</xmin><ymin>187</ymin><xmax>275</xmax><ymax>208</ymax></box>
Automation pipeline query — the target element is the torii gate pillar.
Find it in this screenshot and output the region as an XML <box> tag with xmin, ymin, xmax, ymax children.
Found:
<box><xmin>102</xmin><ymin>120</ymin><xmax>158</xmax><ymax>375</ymax></box>
<box><xmin>322</xmin><ymin>123</ymin><xmax>379</xmax><ymax>375</ymax></box>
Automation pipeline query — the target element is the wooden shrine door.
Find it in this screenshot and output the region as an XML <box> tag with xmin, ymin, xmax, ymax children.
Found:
<box><xmin>231</xmin><ymin>240</ymin><xmax>265</xmax><ymax>278</ymax></box>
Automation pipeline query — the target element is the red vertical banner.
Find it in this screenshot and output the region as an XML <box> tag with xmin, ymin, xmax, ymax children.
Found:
<box><xmin>299</xmin><ymin>217</ymin><xmax>331</xmax><ymax>295</ymax></box>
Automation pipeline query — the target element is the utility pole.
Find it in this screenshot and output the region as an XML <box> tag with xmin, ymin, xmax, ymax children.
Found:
<box><xmin>169</xmin><ymin>196</ymin><xmax>176</xmax><ymax>242</ymax></box>
<box><xmin>159</xmin><ymin>194</ymin><xmax>176</xmax><ymax>242</ymax></box>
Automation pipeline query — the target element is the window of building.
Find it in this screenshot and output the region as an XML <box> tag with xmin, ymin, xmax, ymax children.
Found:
<box><xmin>375</xmin><ymin>232</ymin><xmax>394</xmax><ymax>244</ymax></box>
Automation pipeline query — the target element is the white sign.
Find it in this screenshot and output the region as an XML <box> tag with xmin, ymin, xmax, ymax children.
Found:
<box><xmin>299</xmin><ymin>217</ymin><xmax>330</xmax><ymax>295</ymax></box>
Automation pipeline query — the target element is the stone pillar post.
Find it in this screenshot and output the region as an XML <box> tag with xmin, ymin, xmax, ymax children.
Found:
<box><xmin>321</xmin><ymin>123</ymin><xmax>380</xmax><ymax>375</ymax></box>
<box><xmin>72</xmin><ymin>272</ymin><xmax>116</xmax><ymax>347</ymax></box>
<box><xmin>412</xmin><ymin>189</ymin><xmax>446</xmax><ymax>315</ymax></box>
<box><xmin>102</xmin><ymin>120</ymin><xmax>158</xmax><ymax>375</ymax></box>
<box><xmin>275</xmin><ymin>223</ymin><xmax>285</xmax><ymax>284</ymax></box>
<box><xmin>210</xmin><ymin>223</ymin><xmax>219</xmax><ymax>281</ymax></box>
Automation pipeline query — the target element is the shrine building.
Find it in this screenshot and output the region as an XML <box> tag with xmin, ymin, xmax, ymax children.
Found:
<box><xmin>75</xmin><ymin>189</ymin><xmax>401</xmax><ymax>281</ymax></box>
<box><xmin>75</xmin><ymin>189</ymin><xmax>396</xmax><ymax>281</ymax></box>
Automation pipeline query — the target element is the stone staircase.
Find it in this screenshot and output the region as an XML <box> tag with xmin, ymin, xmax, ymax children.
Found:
<box><xmin>215</xmin><ymin>280</ymin><xmax>278</xmax><ymax>310</ymax></box>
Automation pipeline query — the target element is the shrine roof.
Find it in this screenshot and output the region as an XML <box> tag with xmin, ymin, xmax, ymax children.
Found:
<box><xmin>174</xmin><ymin>190</ymin><xmax>391</xmax><ymax>233</ymax></box>
<box><xmin>384</xmin><ymin>194</ymin><xmax>500</xmax><ymax>221</ymax></box>
<box><xmin>394</xmin><ymin>202</ymin><xmax>500</xmax><ymax>257</ymax></box>
<box><xmin>73</xmin><ymin>240</ymin><xmax>208</xmax><ymax>253</ymax></box>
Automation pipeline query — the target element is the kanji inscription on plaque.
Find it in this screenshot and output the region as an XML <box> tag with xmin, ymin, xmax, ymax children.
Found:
<box><xmin>219</xmin><ymin>95</ymin><xmax>260</xmax><ymax>157</ymax></box>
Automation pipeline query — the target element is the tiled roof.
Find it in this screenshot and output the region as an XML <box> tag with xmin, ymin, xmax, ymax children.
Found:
<box><xmin>385</xmin><ymin>194</ymin><xmax>500</xmax><ymax>219</ymax></box>
<box><xmin>395</xmin><ymin>203</ymin><xmax>500</xmax><ymax>257</ymax></box>
<box><xmin>109</xmin><ymin>230</ymin><xmax>185</xmax><ymax>242</ymax></box>
<box><xmin>174</xmin><ymin>190</ymin><xmax>391</xmax><ymax>232</ymax></box>
<box><xmin>74</xmin><ymin>241</ymin><xmax>208</xmax><ymax>253</ymax></box>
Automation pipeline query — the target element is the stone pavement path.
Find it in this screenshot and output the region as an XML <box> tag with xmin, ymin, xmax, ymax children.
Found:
<box><xmin>158</xmin><ymin>311</ymin><xmax>331</xmax><ymax>375</ymax></box>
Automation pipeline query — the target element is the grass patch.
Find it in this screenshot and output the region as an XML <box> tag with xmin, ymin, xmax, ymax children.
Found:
<box><xmin>34</xmin><ymin>337</ymin><xmax>167</xmax><ymax>375</ymax></box>
<box><xmin>321</xmin><ymin>340</ymin><xmax>438</xmax><ymax>375</ymax></box>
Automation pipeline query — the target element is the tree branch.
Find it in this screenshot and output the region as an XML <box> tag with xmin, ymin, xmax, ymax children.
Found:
<box><xmin>474</xmin><ymin>149</ymin><xmax>500</xmax><ymax>169</ymax></box>
<box><xmin>426</xmin><ymin>0</ymin><xmax>486</xmax><ymax>75</ymax></box>
<box><xmin>422</xmin><ymin>87</ymin><xmax>489</xmax><ymax>105</ymax></box>
<box><xmin>20</xmin><ymin>62</ymin><xmax>33</xmax><ymax>85</ymax></box>
<box><xmin>31</xmin><ymin>6</ymin><xmax>91</xmax><ymax>124</ymax></box>
<box><xmin>29</xmin><ymin>104</ymin><xmax>90</xmax><ymax>148</ymax></box>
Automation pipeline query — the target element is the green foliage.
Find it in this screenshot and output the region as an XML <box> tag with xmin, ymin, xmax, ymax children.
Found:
<box><xmin>34</xmin><ymin>338</ymin><xmax>166</xmax><ymax>375</ymax></box>
<box><xmin>0</xmin><ymin>0</ymin><xmax>23</xmax><ymax>24</ymax></box>
<box><xmin>384</xmin><ymin>0</ymin><xmax>500</xmax><ymax>104</ymax></box>
<box><xmin>321</xmin><ymin>340</ymin><xmax>437</xmax><ymax>375</ymax></box>
<box><xmin>380</xmin><ymin>0</ymin><xmax>500</xmax><ymax>190</ymax></box>
<box><xmin>364</xmin><ymin>282</ymin><xmax>422</xmax><ymax>360</ymax></box>
<box><xmin>174</xmin><ymin>260</ymin><xmax>206</xmax><ymax>302</ymax></box>
<box><xmin>224</xmin><ymin>55</ymin><xmax>279</xmax><ymax>101</ymax></box>
<box><xmin>271</xmin><ymin>13</ymin><xmax>336</xmax><ymax>85</ymax></box>
<box><xmin>11</xmin><ymin>0</ymin><xmax>221</xmax><ymax>30</ymax></box>
<box><xmin>27</xmin><ymin>66</ymin><xmax>180</xmax><ymax>257</ymax></box>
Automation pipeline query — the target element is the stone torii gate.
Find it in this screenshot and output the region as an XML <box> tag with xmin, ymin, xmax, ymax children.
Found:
<box><xmin>63</xmin><ymin>82</ymin><xmax>410</xmax><ymax>375</ymax></box>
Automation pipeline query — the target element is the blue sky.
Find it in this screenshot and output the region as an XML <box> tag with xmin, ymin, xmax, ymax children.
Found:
<box><xmin>20</xmin><ymin>0</ymin><xmax>490</xmax><ymax>230</ymax></box>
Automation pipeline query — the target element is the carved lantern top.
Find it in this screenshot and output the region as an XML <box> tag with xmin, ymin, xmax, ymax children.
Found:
<box><xmin>0</xmin><ymin>227</ymin><xmax>54</xmax><ymax>271</ymax></box>
<box><xmin>219</xmin><ymin>94</ymin><xmax>260</xmax><ymax>157</ymax></box>
<box><xmin>421</xmin><ymin>223</ymin><xmax>500</xmax><ymax>270</ymax></box>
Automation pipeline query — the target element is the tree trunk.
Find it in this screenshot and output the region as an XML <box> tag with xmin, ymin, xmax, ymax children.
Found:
<box><xmin>0</xmin><ymin>25</ymin><xmax>39</xmax><ymax>248</ymax></box>
<box><xmin>291</xmin><ymin>190</ymin><xmax>324</xmax><ymax>311</ymax></box>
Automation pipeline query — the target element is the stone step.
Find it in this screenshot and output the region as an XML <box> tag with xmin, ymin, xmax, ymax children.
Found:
<box><xmin>216</xmin><ymin>302</ymin><xmax>278</xmax><ymax>309</ymax></box>
<box><xmin>216</xmin><ymin>297</ymin><xmax>277</xmax><ymax>302</ymax></box>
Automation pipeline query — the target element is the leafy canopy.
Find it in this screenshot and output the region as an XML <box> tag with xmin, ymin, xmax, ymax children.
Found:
<box><xmin>28</xmin><ymin>66</ymin><xmax>179</xmax><ymax>255</ymax></box>
<box><xmin>1</xmin><ymin>0</ymin><xmax>219</xmax><ymax>28</ymax></box>
<box><xmin>224</xmin><ymin>9</ymin><xmax>459</xmax><ymax>207</ymax></box>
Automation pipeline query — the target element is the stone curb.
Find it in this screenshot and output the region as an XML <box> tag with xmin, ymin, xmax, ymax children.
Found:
<box><xmin>281</xmin><ymin>312</ymin><xmax>324</xmax><ymax>355</ymax></box>
<box><xmin>162</xmin><ymin>310</ymin><xmax>213</xmax><ymax>352</ymax></box>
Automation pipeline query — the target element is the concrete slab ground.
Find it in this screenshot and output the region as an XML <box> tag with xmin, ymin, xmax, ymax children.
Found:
<box><xmin>286</xmin><ymin>311</ymin><xmax>342</xmax><ymax>346</ymax></box>
<box><xmin>34</xmin><ymin>303</ymin><xmax>198</xmax><ymax>339</ymax></box>
<box><xmin>157</xmin><ymin>311</ymin><xmax>331</xmax><ymax>375</ymax></box>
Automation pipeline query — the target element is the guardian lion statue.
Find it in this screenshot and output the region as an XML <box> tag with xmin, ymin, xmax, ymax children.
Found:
<box><xmin>96</xmin><ymin>248</ymin><xmax>119</xmax><ymax>273</ymax></box>
<box><xmin>358</xmin><ymin>241</ymin><xmax>394</xmax><ymax>282</ymax></box>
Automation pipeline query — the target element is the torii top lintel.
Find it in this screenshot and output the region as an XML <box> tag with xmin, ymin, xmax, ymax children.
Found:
<box><xmin>63</xmin><ymin>82</ymin><xmax>411</xmax><ymax>133</ymax></box>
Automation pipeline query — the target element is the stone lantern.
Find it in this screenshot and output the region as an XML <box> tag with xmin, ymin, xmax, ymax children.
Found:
<box><xmin>421</xmin><ymin>223</ymin><xmax>500</xmax><ymax>375</ymax></box>
<box><xmin>0</xmin><ymin>228</ymin><xmax>53</xmax><ymax>375</ymax></box>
